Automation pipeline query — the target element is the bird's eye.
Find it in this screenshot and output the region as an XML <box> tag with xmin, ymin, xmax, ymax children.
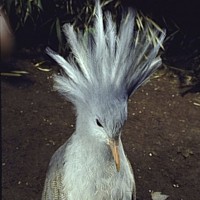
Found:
<box><xmin>96</xmin><ymin>119</ymin><xmax>103</xmax><ymax>127</ymax></box>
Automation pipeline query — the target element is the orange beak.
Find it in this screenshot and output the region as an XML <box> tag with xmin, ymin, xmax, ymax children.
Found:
<box><xmin>109</xmin><ymin>139</ymin><xmax>120</xmax><ymax>172</ymax></box>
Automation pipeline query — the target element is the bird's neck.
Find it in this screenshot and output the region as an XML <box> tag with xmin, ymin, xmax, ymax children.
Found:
<box><xmin>68</xmin><ymin>114</ymin><xmax>126</xmax><ymax>169</ymax></box>
<box><xmin>68</xmin><ymin>129</ymin><xmax>125</xmax><ymax>169</ymax></box>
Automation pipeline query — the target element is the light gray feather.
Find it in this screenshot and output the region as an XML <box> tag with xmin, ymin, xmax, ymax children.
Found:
<box><xmin>46</xmin><ymin>2</ymin><xmax>165</xmax><ymax>105</ymax></box>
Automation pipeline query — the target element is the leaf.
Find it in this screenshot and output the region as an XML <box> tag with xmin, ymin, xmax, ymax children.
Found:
<box><xmin>55</xmin><ymin>18</ymin><xmax>63</xmax><ymax>52</ymax></box>
<box><xmin>36</xmin><ymin>67</ymin><xmax>52</xmax><ymax>72</ymax></box>
<box><xmin>101</xmin><ymin>0</ymin><xmax>114</xmax><ymax>7</ymax></box>
<box><xmin>34</xmin><ymin>61</ymin><xmax>52</xmax><ymax>72</ymax></box>
<box><xmin>4</xmin><ymin>0</ymin><xmax>14</xmax><ymax>14</ymax></box>
<box><xmin>23</xmin><ymin>7</ymin><xmax>30</xmax><ymax>24</ymax></box>
<box><xmin>11</xmin><ymin>70</ymin><xmax>29</xmax><ymax>74</ymax></box>
<box><xmin>151</xmin><ymin>192</ymin><xmax>169</xmax><ymax>200</ymax></box>
<box><xmin>56</xmin><ymin>18</ymin><xmax>62</xmax><ymax>43</ymax></box>
<box><xmin>38</xmin><ymin>0</ymin><xmax>43</xmax><ymax>10</ymax></box>
<box><xmin>34</xmin><ymin>61</ymin><xmax>46</xmax><ymax>67</ymax></box>
<box><xmin>49</xmin><ymin>19</ymin><xmax>56</xmax><ymax>36</ymax></box>
<box><xmin>1</xmin><ymin>72</ymin><xmax>22</xmax><ymax>77</ymax></box>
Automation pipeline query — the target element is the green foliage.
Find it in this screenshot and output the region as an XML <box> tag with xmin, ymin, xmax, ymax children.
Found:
<box><xmin>4</xmin><ymin>0</ymin><xmax>43</xmax><ymax>28</ymax></box>
<box><xmin>3</xmin><ymin>0</ymin><xmax>121</xmax><ymax>52</ymax></box>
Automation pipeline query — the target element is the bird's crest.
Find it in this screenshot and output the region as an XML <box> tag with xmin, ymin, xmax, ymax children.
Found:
<box><xmin>47</xmin><ymin>1</ymin><xmax>165</xmax><ymax>106</ymax></box>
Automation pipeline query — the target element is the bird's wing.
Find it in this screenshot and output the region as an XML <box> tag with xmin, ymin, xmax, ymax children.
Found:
<box><xmin>126</xmin><ymin>157</ymin><xmax>136</xmax><ymax>200</ymax></box>
<box><xmin>41</xmin><ymin>168</ymin><xmax>66</xmax><ymax>200</ymax></box>
<box><xmin>42</xmin><ymin>142</ymin><xmax>69</xmax><ymax>200</ymax></box>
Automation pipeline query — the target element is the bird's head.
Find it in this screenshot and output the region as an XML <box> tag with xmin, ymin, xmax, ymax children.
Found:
<box><xmin>74</xmin><ymin>88</ymin><xmax>128</xmax><ymax>172</ymax></box>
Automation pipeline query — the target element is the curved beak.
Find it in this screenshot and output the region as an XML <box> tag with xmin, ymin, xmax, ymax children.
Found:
<box><xmin>109</xmin><ymin>138</ymin><xmax>120</xmax><ymax>172</ymax></box>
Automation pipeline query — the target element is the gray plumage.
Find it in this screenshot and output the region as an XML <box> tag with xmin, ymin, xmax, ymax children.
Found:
<box><xmin>42</xmin><ymin>1</ymin><xmax>165</xmax><ymax>200</ymax></box>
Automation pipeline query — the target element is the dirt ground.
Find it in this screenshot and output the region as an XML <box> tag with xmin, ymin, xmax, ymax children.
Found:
<box><xmin>1</xmin><ymin>53</ymin><xmax>200</xmax><ymax>200</ymax></box>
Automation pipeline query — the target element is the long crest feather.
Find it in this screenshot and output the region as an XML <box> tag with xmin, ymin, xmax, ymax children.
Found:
<box><xmin>47</xmin><ymin>1</ymin><xmax>165</xmax><ymax>105</ymax></box>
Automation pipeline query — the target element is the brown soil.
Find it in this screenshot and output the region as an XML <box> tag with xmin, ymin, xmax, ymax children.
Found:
<box><xmin>2</xmin><ymin>55</ymin><xmax>200</xmax><ymax>200</ymax></box>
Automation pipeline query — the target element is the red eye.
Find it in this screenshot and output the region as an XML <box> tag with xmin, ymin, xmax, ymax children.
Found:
<box><xmin>96</xmin><ymin>119</ymin><xmax>103</xmax><ymax>127</ymax></box>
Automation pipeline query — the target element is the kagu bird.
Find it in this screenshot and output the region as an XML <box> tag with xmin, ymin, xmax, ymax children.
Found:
<box><xmin>42</xmin><ymin>1</ymin><xmax>165</xmax><ymax>200</ymax></box>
